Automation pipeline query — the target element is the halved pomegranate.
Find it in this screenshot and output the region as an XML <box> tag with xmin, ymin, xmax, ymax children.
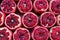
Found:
<box><xmin>5</xmin><ymin>13</ymin><xmax>21</xmax><ymax>30</ymax></box>
<box><xmin>22</xmin><ymin>12</ymin><xmax>38</xmax><ymax>28</ymax></box>
<box><xmin>56</xmin><ymin>15</ymin><xmax>60</xmax><ymax>25</ymax></box>
<box><xmin>32</xmin><ymin>26</ymin><xmax>49</xmax><ymax>40</ymax></box>
<box><xmin>50</xmin><ymin>26</ymin><xmax>60</xmax><ymax>40</ymax></box>
<box><xmin>0</xmin><ymin>27</ymin><xmax>12</xmax><ymax>40</ymax></box>
<box><xmin>0</xmin><ymin>11</ymin><xmax>5</xmax><ymax>26</ymax></box>
<box><xmin>40</xmin><ymin>12</ymin><xmax>56</xmax><ymax>28</ymax></box>
<box><xmin>49</xmin><ymin>0</ymin><xmax>60</xmax><ymax>15</ymax></box>
<box><xmin>13</xmin><ymin>28</ymin><xmax>30</xmax><ymax>40</ymax></box>
<box><xmin>1</xmin><ymin>0</ymin><xmax>16</xmax><ymax>14</ymax></box>
<box><xmin>33</xmin><ymin>0</ymin><xmax>48</xmax><ymax>13</ymax></box>
<box><xmin>17</xmin><ymin>0</ymin><xmax>32</xmax><ymax>14</ymax></box>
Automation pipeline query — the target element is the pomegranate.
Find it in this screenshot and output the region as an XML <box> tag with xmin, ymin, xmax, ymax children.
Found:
<box><xmin>33</xmin><ymin>0</ymin><xmax>48</xmax><ymax>13</ymax></box>
<box><xmin>50</xmin><ymin>26</ymin><xmax>60</xmax><ymax>40</ymax></box>
<box><xmin>40</xmin><ymin>12</ymin><xmax>56</xmax><ymax>28</ymax></box>
<box><xmin>32</xmin><ymin>26</ymin><xmax>49</xmax><ymax>40</ymax></box>
<box><xmin>56</xmin><ymin>15</ymin><xmax>60</xmax><ymax>25</ymax></box>
<box><xmin>17</xmin><ymin>0</ymin><xmax>32</xmax><ymax>14</ymax></box>
<box><xmin>13</xmin><ymin>28</ymin><xmax>30</xmax><ymax>40</ymax></box>
<box><xmin>1</xmin><ymin>0</ymin><xmax>16</xmax><ymax>14</ymax></box>
<box><xmin>5</xmin><ymin>13</ymin><xmax>21</xmax><ymax>30</ymax></box>
<box><xmin>22</xmin><ymin>12</ymin><xmax>38</xmax><ymax>28</ymax></box>
<box><xmin>49</xmin><ymin>0</ymin><xmax>60</xmax><ymax>15</ymax></box>
<box><xmin>0</xmin><ymin>27</ymin><xmax>12</xmax><ymax>40</ymax></box>
<box><xmin>0</xmin><ymin>11</ymin><xmax>5</xmax><ymax>26</ymax></box>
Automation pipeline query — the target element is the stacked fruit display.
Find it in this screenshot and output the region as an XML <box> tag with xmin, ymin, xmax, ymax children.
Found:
<box><xmin>0</xmin><ymin>0</ymin><xmax>60</xmax><ymax>40</ymax></box>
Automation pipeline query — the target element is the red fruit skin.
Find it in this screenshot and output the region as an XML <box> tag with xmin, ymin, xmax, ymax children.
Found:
<box><xmin>50</xmin><ymin>26</ymin><xmax>60</xmax><ymax>40</ymax></box>
<box><xmin>13</xmin><ymin>28</ymin><xmax>30</xmax><ymax>40</ymax></box>
<box><xmin>33</xmin><ymin>0</ymin><xmax>48</xmax><ymax>14</ymax></box>
<box><xmin>1</xmin><ymin>0</ymin><xmax>16</xmax><ymax>14</ymax></box>
<box><xmin>17</xmin><ymin>0</ymin><xmax>32</xmax><ymax>14</ymax></box>
<box><xmin>14</xmin><ymin>0</ymin><xmax>19</xmax><ymax>2</ymax></box>
<box><xmin>22</xmin><ymin>12</ymin><xmax>38</xmax><ymax>28</ymax></box>
<box><xmin>5</xmin><ymin>13</ymin><xmax>22</xmax><ymax>30</ymax></box>
<box><xmin>49</xmin><ymin>0</ymin><xmax>60</xmax><ymax>15</ymax></box>
<box><xmin>32</xmin><ymin>26</ymin><xmax>49</xmax><ymax>40</ymax></box>
<box><xmin>40</xmin><ymin>12</ymin><xmax>56</xmax><ymax>28</ymax></box>
<box><xmin>0</xmin><ymin>11</ymin><xmax>5</xmax><ymax>26</ymax></box>
<box><xmin>0</xmin><ymin>27</ymin><xmax>12</xmax><ymax>40</ymax></box>
<box><xmin>56</xmin><ymin>15</ymin><xmax>60</xmax><ymax>25</ymax></box>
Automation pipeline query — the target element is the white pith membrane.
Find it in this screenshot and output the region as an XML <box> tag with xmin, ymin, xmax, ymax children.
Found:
<box><xmin>50</xmin><ymin>26</ymin><xmax>60</xmax><ymax>40</ymax></box>
<box><xmin>0</xmin><ymin>27</ymin><xmax>12</xmax><ymax>40</ymax></box>
<box><xmin>5</xmin><ymin>13</ymin><xmax>21</xmax><ymax>30</ymax></box>
<box><xmin>49</xmin><ymin>0</ymin><xmax>60</xmax><ymax>14</ymax></box>
<box><xmin>32</xmin><ymin>26</ymin><xmax>49</xmax><ymax>40</ymax></box>
<box><xmin>40</xmin><ymin>12</ymin><xmax>56</xmax><ymax>28</ymax></box>
<box><xmin>57</xmin><ymin>15</ymin><xmax>60</xmax><ymax>25</ymax></box>
<box><xmin>1</xmin><ymin>0</ymin><xmax>16</xmax><ymax>13</ymax></box>
<box><xmin>0</xmin><ymin>11</ymin><xmax>4</xmax><ymax>26</ymax></box>
<box><xmin>33</xmin><ymin>0</ymin><xmax>48</xmax><ymax>12</ymax></box>
<box><xmin>17</xmin><ymin>0</ymin><xmax>32</xmax><ymax>13</ymax></box>
<box><xmin>22</xmin><ymin>12</ymin><xmax>38</xmax><ymax>28</ymax></box>
<box><xmin>13</xmin><ymin>28</ymin><xmax>30</xmax><ymax>40</ymax></box>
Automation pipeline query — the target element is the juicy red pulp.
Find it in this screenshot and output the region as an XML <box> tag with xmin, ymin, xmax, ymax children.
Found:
<box><xmin>1</xmin><ymin>0</ymin><xmax>16</xmax><ymax>13</ymax></box>
<box><xmin>18</xmin><ymin>0</ymin><xmax>32</xmax><ymax>12</ymax></box>
<box><xmin>0</xmin><ymin>29</ymin><xmax>9</xmax><ymax>40</ymax></box>
<box><xmin>6</xmin><ymin>15</ymin><xmax>19</xmax><ymax>28</ymax></box>
<box><xmin>23</xmin><ymin>14</ymin><xmax>37</xmax><ymax>27</ymax></box>
<box><xmin>51</xmin><ymin>1</ymin><xmax>60</xmax><ymax>14</ymax></box>
<box><xmin>0</xmin><ymin>13</ymin><xmax>2</xmax><ymax>24</ymax></box>
<box><xmin>35</xmin><ymin>0</ymin><xmax>48</xmax><ymax>10</ymax></box>
<box><xmin>41</xmin><ymin>13</ymin><xmax>55</xmax><ymax>26</ymax></box>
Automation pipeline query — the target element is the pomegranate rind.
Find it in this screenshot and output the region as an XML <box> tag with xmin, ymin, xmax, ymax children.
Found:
<box><xmin>32</xmin><ymin>26</ymin><xmax>49</xmax><ymax>40</ymax></box>
<box><xmin>1</xmin><ymin>0</ymin><xmax>16</xmax><ymax>14</ymax></box>
<box><xmin>0</xmin><ymin>27</ymin><xmax>12</xmax><ymax>40</ymax></box>
<box><xmin>17</xmin><ymin>0</ymin><xmax>32</xmax><ymax>14</ymax></box>
<box><xmin>13</xmin><ymin>28</ymin><xmax>30</xmax><ymax>40</ymax></box>
<box><xmin>40</xmin><ymin>12</ymin><xmax>56</xmax><ymax>28</ymax></box>
<box><xmin>22</xmin><ymin>12</ymin><xmax>38</xmax><ymax>28</ymax></box>
<box><xmin>33</xmin><ymin>0</ymin><xmax>48</xmax><ymax>13</ymax></box>
<box><xmin>0</xmin><ymin>11</ymin><xmax>5</xmax><ymax>26</ymax></box>
<box><xmin>5</xmin><ymin>13</ymin><xmax>22</xmax><ymax>30</ymax></box>
<box><xmin>50</xmin><ymin>26</ymin><xmax>60</xmax><ymax>40</ymax></box>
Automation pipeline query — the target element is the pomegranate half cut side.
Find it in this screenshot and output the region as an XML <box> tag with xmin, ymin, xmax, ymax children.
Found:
<box><xmin>0</xmin><ymin>27</ymin><xmax>12</xmax><ymax>40</ymax></box>
<box><xmin>5</xmin><ymin>13</ymin><xmax>22</xmax><ymax>30</ymax></box>
<box><xmin>56</xmin><ymin>15</ymin><xmax>60</xmax><ymax>25</ymax></box>
<box><xmin>13</xmin><ymin>28</ymin><xmax>30</xmax><ymax>40</ymax></box>
<box><xmin>32</xmin><ymin>26</ymin><xmax>49</xmax><ymax>40</ymax></box>
<box><xmin>49</xmin><ymin>0</ymin><xmax>60</xmax><ymax>15</ymax></box>
<box><xmin>22</xmin><ymin>12</ymin><xmax>38</xmax><ymax>28</ymax></box>
<box><xmin>33</xmin><ymin>0</ymin><xmax>48</xmax><ymax>13</ymax></box>
<box><xmin>1</xmin><ymin>0</ymin><xmax>16</xmax><ymax>14</ymax></box>
<box><xmin>0</xmin><ymin>11</ymin><xmax>5</xmax><ymax>26</ymax></box>
<box><xmin>50</xmin><ymin>26</ymin><xmax>60</xmax><ymax>40</ymax></box>
<box><xmin>40</xmin><ymin>12</ymin><xmax>56</xmax><ymax>28</ymax></box>
<box><xmin>17</xmin><ymin>0</ymin><xmax>32</xmax><ymax>14</ymax></box>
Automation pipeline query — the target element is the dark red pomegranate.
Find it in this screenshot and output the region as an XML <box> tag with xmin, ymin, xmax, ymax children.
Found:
<box><xmin>22</xmin><ymin>12</ymin><xmax>38</xmax><ymax>28</ymax></box>
<box><xmin>40</xmin><ymin>12</ymin><xmax>56</xmax><ymax>28</ymax></box>
<box><xmin>56</xmin><ymin>15</ymin><xmax>60</xmax><ymax>25</ymax></box>
<box><xmin>0</xmin><ymin>11</ymin><xmax>5</xmax><ymax>26</ymax></box>
<box><xmin>33</xmin><ymin>0</ymin><xmax>48</xmax><ymax>13</ymax></box>
<box><xmin>32</xmin><ymin>26</ymin><xmax>49</xmax><ymax>40</ymax></box>
<box><xmin>13</xmin><ymin>28</ymin><xmax>30</xmax><ymax>40</ymax></box>
<box><xmin>14</xmin><ymin>0</ymin><xmax>19</xmax><ymax>2</ymax></box>
<box><xmin>1</xmin><ymin>0</ymin><xmax>16</xmax><ymax>14</ymax></box>
<box><xmin>17</xmin><ymin>0</ymin><xmax>32</xmax><ymax>14</ymax></box>
<box><xmin>49</xmin><ymin>0</ymin><xmax>60</xmax><ymax>15</ymax></box>
<box><xmin>0</xmin><ymin>27</ymin><xmax>12</xmax><ymax>40</ymax></box>
<box><xmin>5</xmin><ymin>13</ymin><xmax>21</xmax><ymax>30</ymax></box>
<box><xmin>50</xmin><ymin>26</ymin><xmax>60</xmax><ymax>40</ymax></box>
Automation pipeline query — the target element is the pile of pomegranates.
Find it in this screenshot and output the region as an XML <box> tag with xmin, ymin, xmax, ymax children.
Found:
<box><xmin>0</xmin><ymin>0</ymin><xmax>60</xmax><ymax>40</ymax></box>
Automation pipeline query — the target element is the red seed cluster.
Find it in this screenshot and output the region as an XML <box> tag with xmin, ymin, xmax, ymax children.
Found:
<box><xmin>0</xmin><ymin>0</ymin><xmax>60</xmax><ymax>40</ymax></box>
